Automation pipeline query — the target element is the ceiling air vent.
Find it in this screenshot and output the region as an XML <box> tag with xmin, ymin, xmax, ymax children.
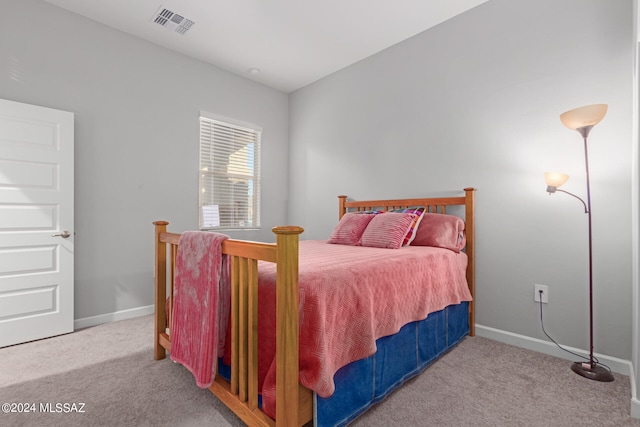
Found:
<box><xmin>152</xmin><ymin>7</ymin><xmax>195</xmax><ymax>35</ymax></box>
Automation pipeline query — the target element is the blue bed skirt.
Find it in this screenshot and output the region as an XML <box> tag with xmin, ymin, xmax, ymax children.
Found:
<box><xmin>217</xmin><ymin>301</ymin><xmax>469</xmax><ymax>427</ymax></box>
<box><xmin>314</xmin><ymin>301</ymin><xmax>469</xmax><ymax>427</ymax></box>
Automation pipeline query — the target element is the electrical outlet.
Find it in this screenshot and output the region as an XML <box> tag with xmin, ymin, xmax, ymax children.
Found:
<box><xmin>534</xmin><ymin>284</ymin><xmax>548</xmax><ymax>303</ymax></box>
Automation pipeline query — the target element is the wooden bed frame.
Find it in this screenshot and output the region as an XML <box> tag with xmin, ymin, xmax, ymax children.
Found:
<box><xmin>152</xmin><ymin>188</ymin><xmax>475</xmax><ymax>427</ymax></box>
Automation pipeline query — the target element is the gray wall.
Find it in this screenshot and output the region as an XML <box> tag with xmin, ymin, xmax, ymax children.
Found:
<box><xmin>0</xmin><ymin>0</ymin><xmax>289</xmax><ymax>319</ymax></box>
<box><xmin>289</xmin><ymin>0</ymin><xmax>634</xmax><ymax>359</ymax></box>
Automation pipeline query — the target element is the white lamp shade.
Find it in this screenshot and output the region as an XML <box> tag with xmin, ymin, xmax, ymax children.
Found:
<box><xmin>544</xmin><ymin>172</ymin><xmax>569</xmax><ymax>188</ymax></box>
<box><xmin>559</xmin><ymin>104</ymin><xmax>607</xmax><ymax>130</ymax></box>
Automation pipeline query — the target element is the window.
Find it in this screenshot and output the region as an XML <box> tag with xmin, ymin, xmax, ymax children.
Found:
<box><xmin>199</xmin><ymin>113</ymin><xmax>261</xmax><ymax>230</ymax></box>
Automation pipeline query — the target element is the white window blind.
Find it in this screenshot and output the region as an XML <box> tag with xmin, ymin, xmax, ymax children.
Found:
<box><xmin>199</xmin><ymin>115</ymin><xmax>261</xmax><ymax>230</ymax></box>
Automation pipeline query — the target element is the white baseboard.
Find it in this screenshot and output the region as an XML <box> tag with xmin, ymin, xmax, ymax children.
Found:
<box><xmin>474</xmin><ymin>324</ymin><xmax>632</xmax><ymax>376</ymax></box>
<box><xmin>632</xmin><ymin>397</ymin><xmax>640</xmax><ymax>419</ymax></box>
<box><xmin>631</xmin><ymin>363</ymin><xmax>640</xmax><ymax>419</ymax></box>
<box><xmin>74</xmin><ymin>305</ymin><xmax>155</xmax><ymax>330</ymax></box>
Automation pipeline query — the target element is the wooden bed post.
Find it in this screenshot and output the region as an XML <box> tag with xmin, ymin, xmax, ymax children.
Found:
<box><xmin>338</xmin><ymin>195</ymin><xmax>347</xmax><ymax>219</ymax></box>
<box><xmin>463</xmin><ymin>188</ymin><xmax>476</xmax><ymax>337</ymax></box>
<box><xmin>273</xmin><ymin>225</ymin><xmax>304</xmax><ymax>427</ymax></box>
<box><xmin>153</xmin><ymin>221</ymin><xmax>169</xmax><ymax>360</ymax></box>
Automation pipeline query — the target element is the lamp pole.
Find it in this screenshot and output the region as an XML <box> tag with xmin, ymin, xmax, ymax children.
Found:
<box><xmin>567</xmin><ymin>125</ymin><xmax>613</xmax><ymax>382</ymax></box>
<box><xmin>580</xmin><ymin>128</ymin><xmax>595</xmax><ymax>371</ymax></box>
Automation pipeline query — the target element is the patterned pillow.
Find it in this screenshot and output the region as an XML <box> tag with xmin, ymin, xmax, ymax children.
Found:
<box><xmin>355</xmin><ymin>209</ymin><xmax>384</xmax><ymax>215</ymax></box>
<box><xmin>391</xmin><ymin>207</ymin><xmax>426</xmax><ymax>246</ymax></box>
<box><xmin>327</xmin><ymin>213</ymin><xmax>377</xmax><ymax>245</ymax></box>
<box><xmin>360</xmin><ymin>212</ymin><xmax>418</xmax><ymax>249</ymax></box>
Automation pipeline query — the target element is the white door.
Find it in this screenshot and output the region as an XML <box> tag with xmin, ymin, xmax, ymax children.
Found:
<box><xmin>0</xmin><ymin>99</ymin><xmax>74</xmax><ymax>347</ymax></box>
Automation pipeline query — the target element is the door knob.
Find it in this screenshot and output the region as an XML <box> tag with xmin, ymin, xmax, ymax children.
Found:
<box><xmin>51</xmin><ymin>230</ymin><xmax>72</xmax><ymax>238</ymax></box>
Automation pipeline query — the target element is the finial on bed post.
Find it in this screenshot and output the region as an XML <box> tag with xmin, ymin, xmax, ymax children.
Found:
<box><xmin>153</xmin><ymin>221</ymin><xmax>169</xmax><ymax>360</ymax></box>
<box><xmin>272</xmin><ymin>225</ymin><xmax>304</xmax><ymax>426</ymax></box>
<box><xmin>272</xmin><ymin>226</ymin><xmax>304</xmax><ymax>235</ymax></box>
<box><xmin>338</xmin><ymin>195</ymin><xmax>348</xmax><ymax>219</ymax></box>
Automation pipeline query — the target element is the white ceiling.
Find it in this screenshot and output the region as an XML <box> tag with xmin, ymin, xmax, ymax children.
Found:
<box><xmin>42</xmin><ymin>0</ymin><xmax>488</xmax><ymax>93</ymax></box>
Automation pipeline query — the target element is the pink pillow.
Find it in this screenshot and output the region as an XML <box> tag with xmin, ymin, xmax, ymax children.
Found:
<box><xmin>327</xmin><ymin>213</ymin><xmax>376</xmax><ymax>245</ymax></box>
<box><xmin>410</xmin><ymin>213</ymin><xmax>466</xmax><ymax>252</ymax></box>
<box><xmin>360</xmin><ymin>212</ymin><xmax>418</xmax><ymax>249</ymax></box>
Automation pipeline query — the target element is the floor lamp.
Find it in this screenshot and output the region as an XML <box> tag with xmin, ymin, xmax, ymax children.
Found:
<box><xmin>544</xmin><ymin>103</ymin><xmax>614</xmax><ymax>382</ymax></box>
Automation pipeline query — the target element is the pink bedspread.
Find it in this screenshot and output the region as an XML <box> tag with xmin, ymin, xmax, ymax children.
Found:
<box><xmin>234</xmin><ymin>240</ymin><xmax>472</xmax><ymax>418</ymax></box>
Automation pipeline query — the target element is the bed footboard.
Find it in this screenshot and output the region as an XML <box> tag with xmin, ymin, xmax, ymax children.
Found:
<box><xmin>153</xmin><ymin>221</ymin><xmax>312</xmax><ymax>427</ymax></box>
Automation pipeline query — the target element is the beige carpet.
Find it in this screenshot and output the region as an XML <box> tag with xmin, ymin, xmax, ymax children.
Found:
<box><xmin>0</xmin><ymin>315</ymin><xmax>638</xmax><ymax>427</ymax></box>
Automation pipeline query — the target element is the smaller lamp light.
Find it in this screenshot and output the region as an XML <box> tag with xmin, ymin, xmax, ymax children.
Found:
<box><xmin>544</xmin><ymin>172</ymin><xmax>569</xmax><ymax>193</ymax></box>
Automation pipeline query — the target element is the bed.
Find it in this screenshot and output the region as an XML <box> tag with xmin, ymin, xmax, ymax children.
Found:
<box><xmin>153</xmin><ymin>188</ymin><xmax>475</xmax><ymax>427</ymax></box>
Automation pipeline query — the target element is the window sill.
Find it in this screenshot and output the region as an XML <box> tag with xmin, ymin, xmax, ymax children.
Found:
<box><xmin>200</xmin><ymin>227</ymin><xmax>262</xmax><ymax>232</ymax></box>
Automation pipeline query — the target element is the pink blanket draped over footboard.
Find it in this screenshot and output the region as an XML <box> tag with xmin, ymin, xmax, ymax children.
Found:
<box><xmin>220</xmin><ymin>240</ymin><xmax>472</xmax><ymax>419</ymax></box>
<box><xmin>171</xmin><ymin>231</ymin><xmax>229</xmax><ymax>388</ymax></box>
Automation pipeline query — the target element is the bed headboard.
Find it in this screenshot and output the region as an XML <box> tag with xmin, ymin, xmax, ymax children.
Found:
<box><xmin>337</xmin><ymin>188</ymin><xmax>476</xmax><ymax>335</ymax></box>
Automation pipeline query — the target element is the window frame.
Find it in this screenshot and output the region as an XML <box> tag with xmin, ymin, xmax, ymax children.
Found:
<box><xmin>199</xmin><ymin>111</ymin><xmax>262</xmax><ymax>231</ymax></box>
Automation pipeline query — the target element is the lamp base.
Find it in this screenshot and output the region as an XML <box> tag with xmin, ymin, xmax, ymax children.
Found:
<box><xmin>571</xmin><ymin>361</ymin><xmax>614</xmax><ymax>382</ymax></box>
